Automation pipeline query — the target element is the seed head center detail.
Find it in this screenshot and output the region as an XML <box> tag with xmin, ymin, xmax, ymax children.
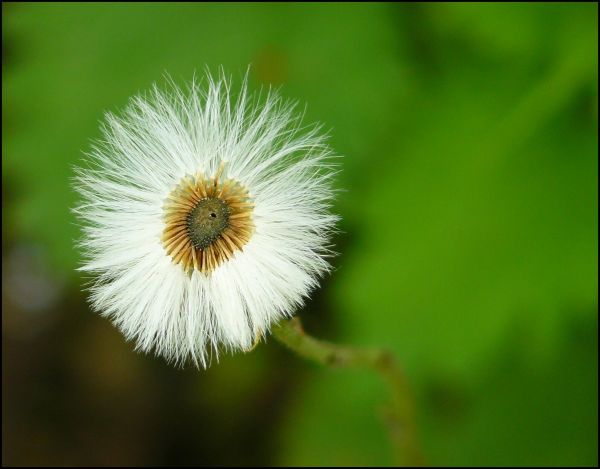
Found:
<box><xmin>162</xmin><ymin>164</ymin><xmax>254</xmax><ymax>274</ymax></box>
<box><xmin>187</xmin><ymin>198</ymin><xmax>230</xmax><ymax>250</ymax></box>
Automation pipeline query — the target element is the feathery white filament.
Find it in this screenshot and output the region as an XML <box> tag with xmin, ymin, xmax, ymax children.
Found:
<box><xmin>74</xmin><ymin>72</ymin><xmax>339</xmax><ymax>367</ymax></box>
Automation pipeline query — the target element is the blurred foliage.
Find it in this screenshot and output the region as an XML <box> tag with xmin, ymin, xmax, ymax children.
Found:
<box><xmin>2</xmin><ymin>2</ymin><xmax>598</xmax><ymax>466</ymax></box>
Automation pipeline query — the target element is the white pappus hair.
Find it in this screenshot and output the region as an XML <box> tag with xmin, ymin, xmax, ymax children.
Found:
<box><xmin>73</xmin><ymin>71</ymin><xmax>339</xmax><ymax>368</ymax></box>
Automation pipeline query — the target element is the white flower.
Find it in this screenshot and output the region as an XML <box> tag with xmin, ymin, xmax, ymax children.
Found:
<box><xmin>74</xmin><ymin>72</ymin><xmax>339</xmax><ymax>367</ymax></box>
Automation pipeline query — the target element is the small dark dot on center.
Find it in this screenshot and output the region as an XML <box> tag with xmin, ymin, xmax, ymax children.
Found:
<box><xmin>210</xmin><ymin>213</ymin><xmax>217</xmax><ymax>218</ymax></box>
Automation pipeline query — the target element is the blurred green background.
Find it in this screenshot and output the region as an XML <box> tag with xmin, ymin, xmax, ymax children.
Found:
<box><xmin>2</xmin><ymin>2</ymin><xmax>598</xmax><ymax>466</ymax></box>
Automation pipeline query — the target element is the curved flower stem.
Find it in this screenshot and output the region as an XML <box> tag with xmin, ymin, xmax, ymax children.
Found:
<box><xmin>271</xmin><ymin>317</ymin><xmax>426</xmax><ymax>467</ymax></box>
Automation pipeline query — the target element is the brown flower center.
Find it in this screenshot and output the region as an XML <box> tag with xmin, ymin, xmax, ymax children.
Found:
<box><xmin>162</xmin><ymin>164</ymin><xmax>254</xmax><ymax>274</ymax></box>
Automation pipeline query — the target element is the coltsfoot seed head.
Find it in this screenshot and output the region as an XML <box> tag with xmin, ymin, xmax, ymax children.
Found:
<box><xmin>74</xmin><ymin>71</ymin><xmax>339</xmax><ymax>367</ymax></box>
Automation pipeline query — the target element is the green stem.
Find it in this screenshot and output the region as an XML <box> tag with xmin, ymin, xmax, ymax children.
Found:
<box><xmin>271</xmin><ymin>317</ymin><xmax>426</xmax><ymax>467</ymax></box>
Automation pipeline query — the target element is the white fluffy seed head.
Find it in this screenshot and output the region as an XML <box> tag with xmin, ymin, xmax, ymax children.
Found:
<box><xmin>73</xmin><ymin>71</ymin><xmax>340</xmax><ymax>368</ymax></box>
